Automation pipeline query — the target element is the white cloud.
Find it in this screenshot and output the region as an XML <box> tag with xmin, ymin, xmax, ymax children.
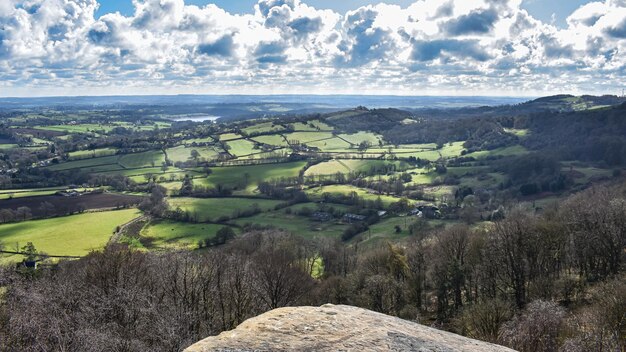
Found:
<box><xmin>0</xmin><ymin>0</ymin><xmax>625</xmax><ymax>96</ymax></box>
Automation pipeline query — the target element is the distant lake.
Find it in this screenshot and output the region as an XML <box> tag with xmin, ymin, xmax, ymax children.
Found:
<box><xmin>171</xmin><ymin>115</ymin><xmax>220</xmax><ymax>122</ymax></box>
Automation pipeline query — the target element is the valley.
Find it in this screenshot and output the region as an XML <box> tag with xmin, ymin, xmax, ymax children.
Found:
<box><xmin>1</xmin><ymin>94</ymin><xmax>624</xmax><ymax>259</ymax></box>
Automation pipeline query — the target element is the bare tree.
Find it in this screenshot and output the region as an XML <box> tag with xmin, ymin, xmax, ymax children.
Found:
<box><xmin>499</xmin><ymin>300</ymin><xmax>565</xmax><ymax>352</ymax></box>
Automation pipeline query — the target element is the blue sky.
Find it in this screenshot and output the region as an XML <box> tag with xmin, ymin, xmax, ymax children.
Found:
<box><xmin>95</xmin><ymin>0</ymin><xmax>592</xmax><ymax>27</ymax></box>
<box><xmin>1</xmin><ymin>0</ymin><xmax>625</xmax><ymax>97</ymax></box>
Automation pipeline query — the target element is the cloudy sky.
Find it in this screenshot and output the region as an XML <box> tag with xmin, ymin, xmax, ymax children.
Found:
<box><xmin>1</xmin><ymin>0</ymin><xmax>625</xmax><ymax>97</ymax></box>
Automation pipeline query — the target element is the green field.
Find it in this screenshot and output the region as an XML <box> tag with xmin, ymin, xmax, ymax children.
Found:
<box><xmin>304</xmin><ymin>159</ymin><xmax>408</xmax><ymax>176</ymax></box>
<box><xmin>360</xmin><ymin>217</ymin><xmax>457</xmax><ymax>247</ymax></box>
<box><xmin>396</xmin><ymin>142</ymin><xmax>466</xmax><ymax>161</ymax></box>
<box><xmin>168</xmin><ymin>197</ymin><xmax>283</xmax><ymax>222</ymax></box>
<box><xmin>308</xmin><ymin>120</ymin><xmax>334</xmax><ymax>131</ymax></box>
<box><xmin>225</xmin><ymin>139</ymin><xmax>258</xmax><ymax>156</ymax></box>
<box><xmin>338</xmin><ymin>132</ymin><xmax>383</xmax><ymax>146</ymax></box>
<box><xmin>304</xmin><ymin>160</ymin><xmax>351</xmax><ymax>175</ymax></box>
<box><xmin>68</xmin><ymin>148</ymin><xmax>118</xmax><ymax>160</ymax></box>
<box><xmin>35</xmin><ymin>122</ymin><xmax>166</xmax><ymax>134</ymax></box>
<box><xmin>139</xmin><ymin>220</ymin><xmax>238</xmax><ymax>250</ymax></box>
<box><xmin>219</xmin><ymin>133</ymin><xmax>242</xmax><ymax>141</ymax></box>
<box><xmin>101</xmin><ymin>167</ymin><xmax>195</xmax><ymax>180</ymax></box>
<box><xmin>284</xmin><ymin>132</ymin><xmax>334</xmax><ymax>144</ymax></box>
<box><xmin>306</xmin><ymin>137</ymin><xmax>352</xmax><ymax>151</ymax></box>
<box><xmin>305</xmin><ymin>184</ymin><xmax>407</xmax><ymax>206</ymax></box>
<box><xmin>504</xmin><ymin>128</ymin><xmax>529</xmax><ymax>137</ymax></box>
<box><xmin>440</xmin><ymin>142</ymin><xmax>466</xmax><ymax>157</ymax></box>
<box><xmin>238</xmin><ymin>148</ymin><xmax>292</xmax><ymax>160</ymax></box>
<box><xmin>0</xmin><ymin>209</ymin><xmax>140</xmax><ymax>262</ymax></box>
<box><xmin>183</xmin><ymin>136</ymin><xmax>214</xmax><ymax>145</ymax></box>
<box><xmin>0</xmin><ymin>187</ymin><xmax>66</xmax><ymax>195</ymax></box>
<box><xmin>423</xmin><ymin>185</ymin><xmax>457</xmax><ymax>200</ymax></box>
<box><xmin>251</xmin><ymin>135</ymin><xmax>289</xmax><ymax>147</ymax></box>
<box><xmin>409</xmin><ymin>172</ymin><xmax>438</xmax><ymax>185</ymax></box>
<box><xmin>35</xmin><ymin>124</ymin><xmax>115</xmax><ymax>134</ymax></box>
<box><xmin>47</xmin><ymin>155</ymin><xmax>120</xmax><ymax>171</ymax></box>
<box><xmin>396</xmin><ymin>143</ymin><xmax>438</xmax><ymax>150</ymax></box>
<box><xmin>242</xmin><ymin>122</ymin><xmax>285</xmax><ymax>135</ymax></box>
<box><xmin>464</xmin><ymin>145</ymin><xmax>528</xmax><ymax>159</ymax></box>
<box><xmin>233</xmin><ymin>210</ymin><xmax>347</xmax><ymax>239</ymax></box>
<box><xmin>119</xmin><ymin>150</ymin><xmax>166</xmax><ymax>168</ymax></box>
<box><xmin>166</xmin><ymin>145</ymin><xmax>220</xmax><ymax>163</ymax></box>
<box><xmin>361</xmin><ymin>216</ymin><xmax>414</xmax><ymax>244</ymax></box>
<box><xmin>196</xmin><ymin>161</ymin><xmax>307</xmax><ymax>192</ymax></box>
<box><xmin>288</xmin><ymin>121</ymin><xmax>332</xmax><ymax>131</ymax></box>
<box><xmin>458</xmin><ymin>173</ymin><xmax>506</xmax><ymax>188</ymax></box>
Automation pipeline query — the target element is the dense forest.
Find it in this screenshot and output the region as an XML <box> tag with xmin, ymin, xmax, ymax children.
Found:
<box><xmin>514</xmin><ymin>103</ymin><xmax>626</xmax><ymax>166</ymax></box>
<box><xmin>324</xmin><ymin>100</ymin><xmax>626</xmax><ymax>167</ymax></box>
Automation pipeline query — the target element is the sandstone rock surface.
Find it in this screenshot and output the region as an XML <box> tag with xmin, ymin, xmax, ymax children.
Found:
<box><xmin>185</xmin><ymin>304</ymin><xmax>517</xmax><ymax>352</ymax></box>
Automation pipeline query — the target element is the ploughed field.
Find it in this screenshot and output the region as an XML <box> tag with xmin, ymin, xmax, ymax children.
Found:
<box><xmin>0</xmin><ymin>192</ymin><xmax>143</xmax><ymax>218</ymax></box>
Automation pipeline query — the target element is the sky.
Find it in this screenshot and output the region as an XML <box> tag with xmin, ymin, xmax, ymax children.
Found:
<box><xmin>94</xmin><ymin>0</ymin><xmax>590</xmax><ymax>27</ymax></box>
<box><xmin>1</xmin><ymin>0</ymin><xmax>625</xmax><ymax>97</ymax></box>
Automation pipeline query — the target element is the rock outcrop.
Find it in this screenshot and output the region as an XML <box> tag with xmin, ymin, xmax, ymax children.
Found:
<box><xmin>185</xmin><ymin>304</ymin><xmax>516</xmax><ymax>352</ymax></box>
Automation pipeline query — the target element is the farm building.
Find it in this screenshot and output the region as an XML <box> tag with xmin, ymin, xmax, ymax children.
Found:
<box><xmin>311</xmin><ymin>211</ymin><xmax>333</xmax><ymax>222</ymax></box>
<box><xmin>343</xmin><ymin>213</ymin><xmax>366</xmax><ymax>223</ymax></box>
<box><xmin>418</xmin><ymin>205</ymin><xmax>441</xmax><ymax>219</ymax></box>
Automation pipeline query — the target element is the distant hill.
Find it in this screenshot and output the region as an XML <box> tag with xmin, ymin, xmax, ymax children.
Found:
<box><xmin>411</xmin><ymin>94</ymin><xmax>626</xmax><ymax>120</ymax></box>
<box><xmin>514</xmin><ymin>94</ymin><xmax>626</xmax><ymax>112</ymax></box>
<box><xmin>0</xmin><ymin>95</ymin><xmax>527</xmax><ymax>120</ymax></box>
<box><xmin>324</xmin><ymin>107</ymin><xmax>409</xmax><ymax>133</ymax></box>
<box><xmin>515</xmin><ymin>101</ymin><xmax>626</xmax><ymax>166</ymax></box>
<box><xmin>185</xmin><ymin>304</ymin><xmax>515</xmax><ymax>352</ymax></box>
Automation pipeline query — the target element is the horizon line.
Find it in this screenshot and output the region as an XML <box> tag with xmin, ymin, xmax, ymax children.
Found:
<box><xmin>0</xmin><ymin>93</ymin><xmax>555</xmax><ymax>99</ymax></box>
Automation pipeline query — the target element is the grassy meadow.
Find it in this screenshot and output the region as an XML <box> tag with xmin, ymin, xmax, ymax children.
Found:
<box><xmin>0</xmin><ymin>209</ymin><xmax>140</xmax><ymax>262</ymax></box>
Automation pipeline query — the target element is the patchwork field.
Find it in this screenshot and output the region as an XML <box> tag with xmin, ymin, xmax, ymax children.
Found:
<box><xmin>45</xmin><ymin>150</ymin><xmax>175</xmax><ymax>173</ymax></box>
<box><xmin>4</xmin><ymin>105</ymin><xmax>599</xmax><ymax>260</ymax></box>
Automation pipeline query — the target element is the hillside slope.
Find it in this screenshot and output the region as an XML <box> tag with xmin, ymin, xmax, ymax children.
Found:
<box><xmin>185</xmin><ymin>304</ymin><xmax>516</xmax><ymax>352</ymax></box>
